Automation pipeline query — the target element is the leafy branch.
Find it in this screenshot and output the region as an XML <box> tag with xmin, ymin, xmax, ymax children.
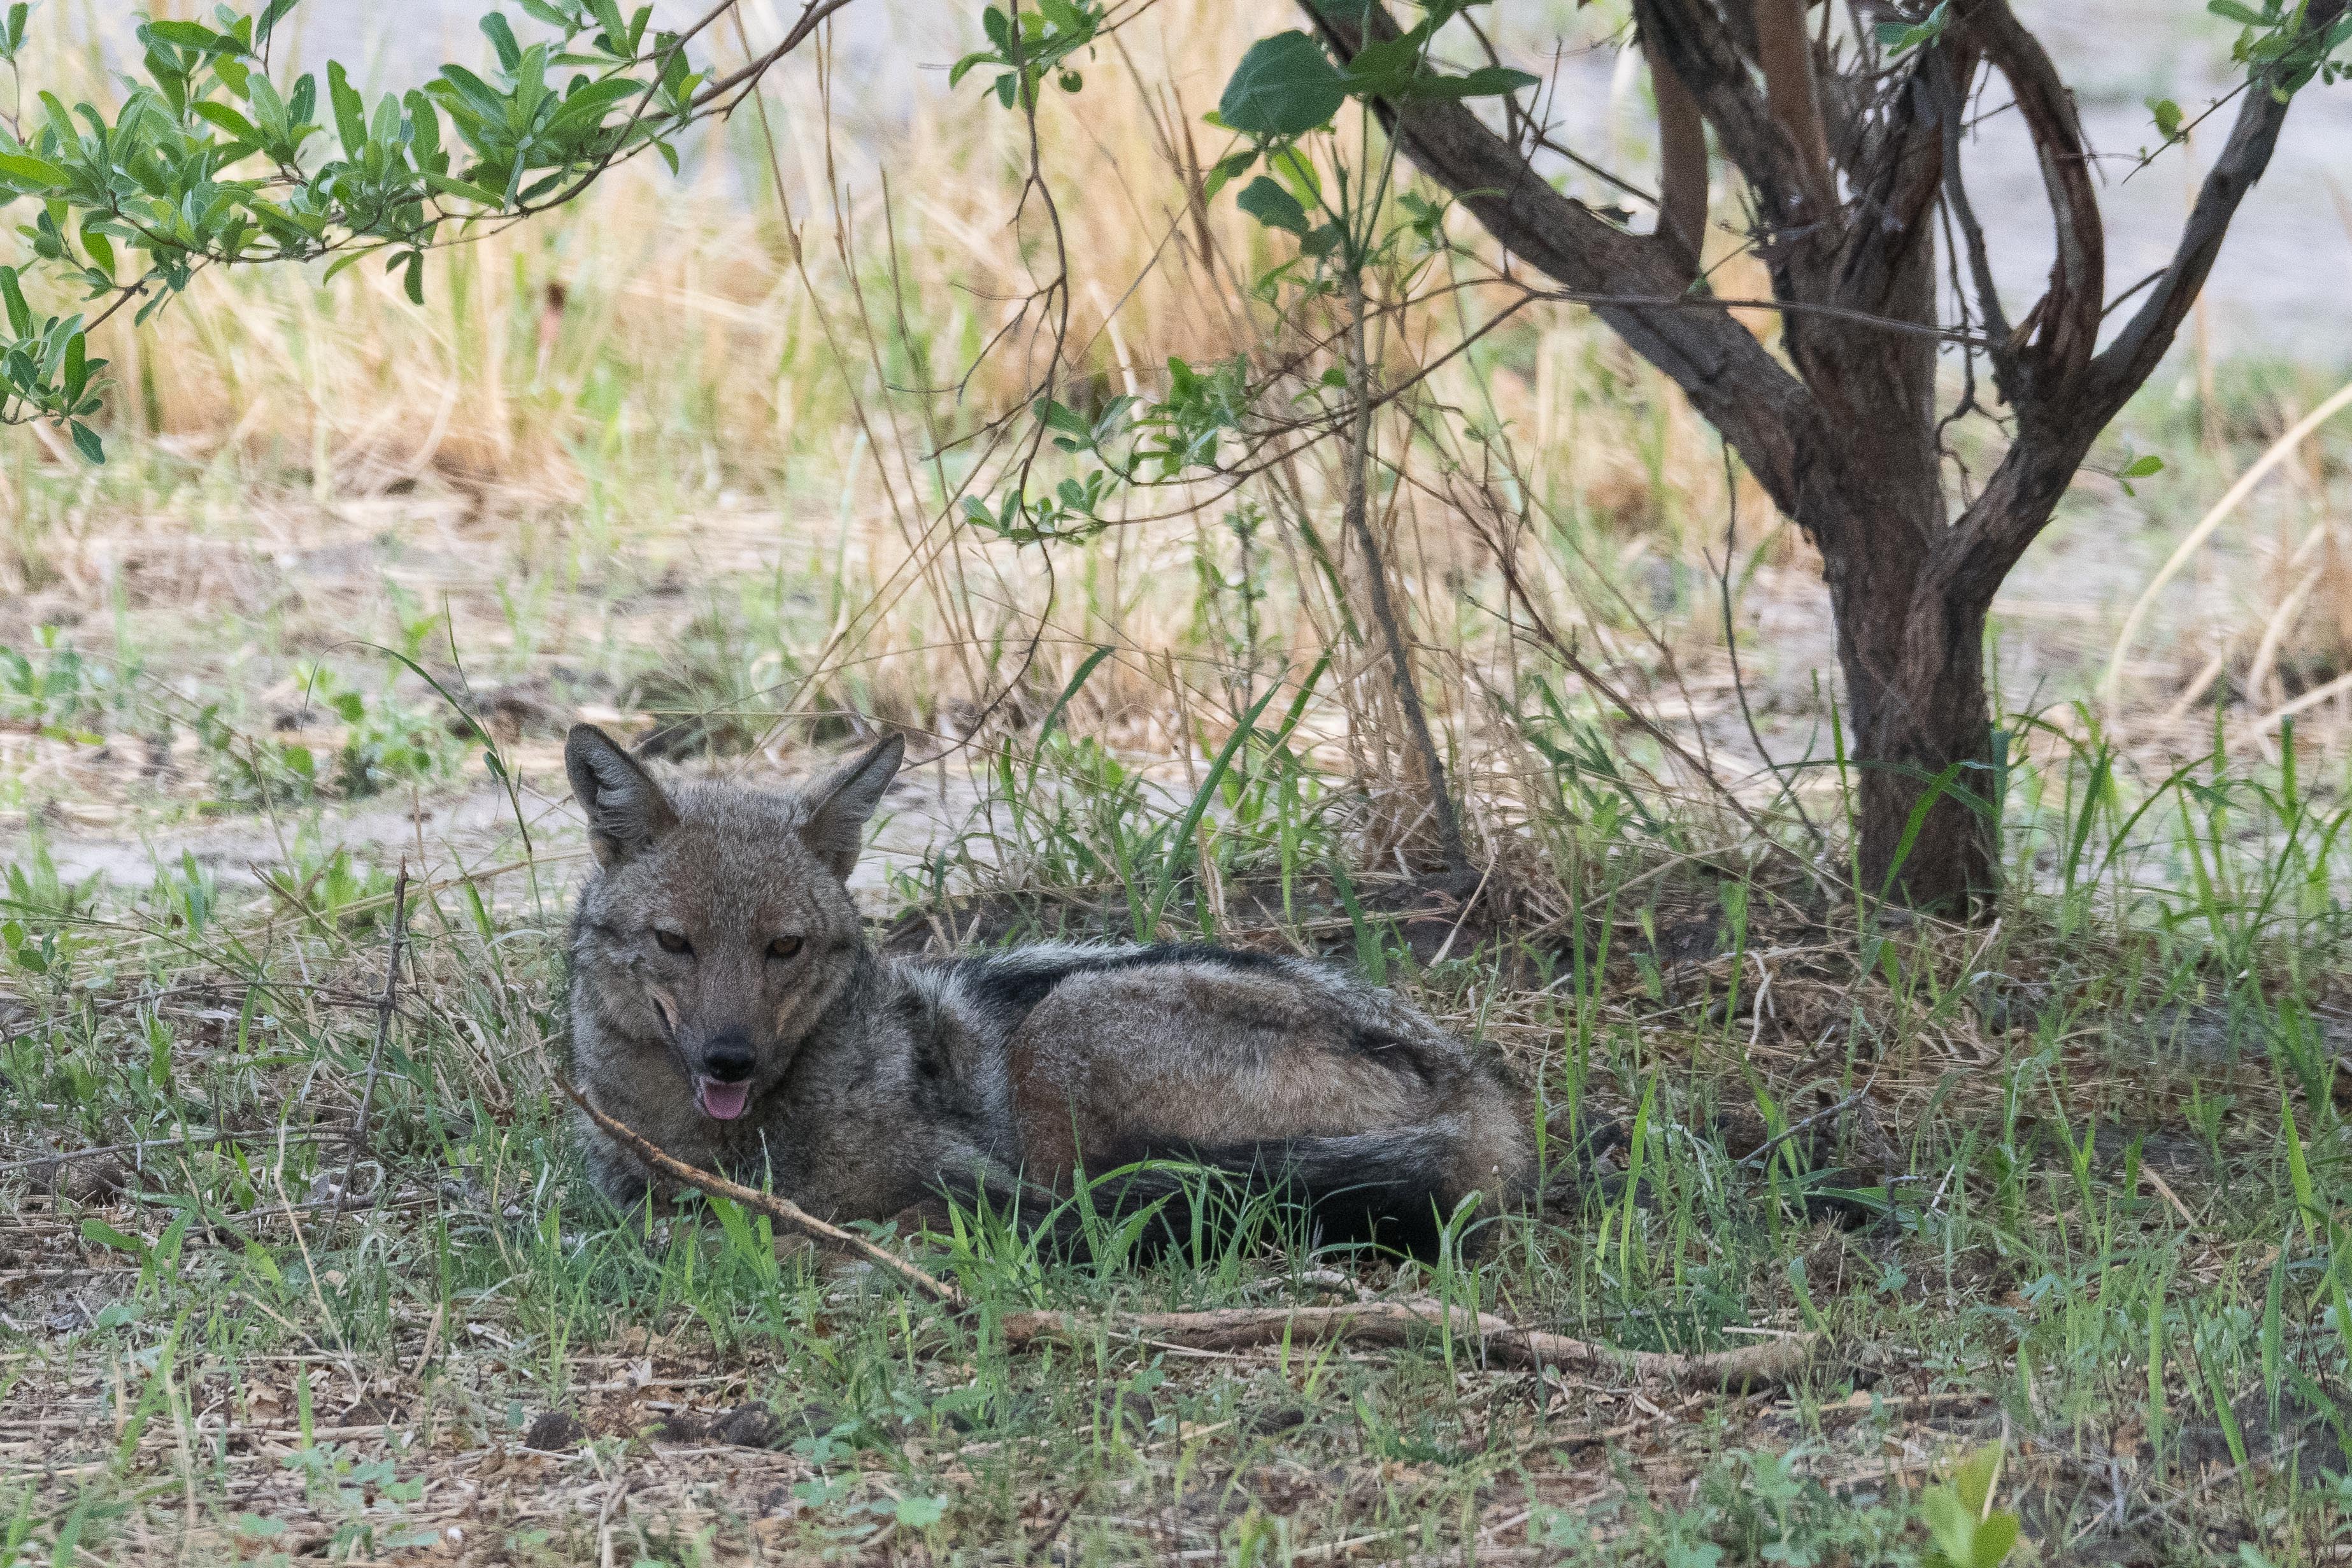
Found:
<box><xmin>0</xmin><ymin>0</ymin><xmax>739</xmax><ymax>453</ymax></box>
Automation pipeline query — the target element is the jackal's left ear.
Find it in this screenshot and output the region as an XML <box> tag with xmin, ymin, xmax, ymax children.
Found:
<box><xmin>799</xmin><ymin>732</ymin><xmax>904</xmax><ymax>881</ymax></box>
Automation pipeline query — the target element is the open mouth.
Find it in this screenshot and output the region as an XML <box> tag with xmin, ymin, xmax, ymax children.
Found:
<box><xmin>695</xmin><ymin>1077</ymin><xmax>752</xmax><ymax>1121</ymax></box>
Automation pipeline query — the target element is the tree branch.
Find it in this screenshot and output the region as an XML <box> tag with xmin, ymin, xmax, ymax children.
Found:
<box><xmin>1001</xmin><ymin>1302</ymin><xmax>1818</xmax><ymax>1390</ymax></box>
<box><xmin>2090</xmin><ymin>0</ymin><xmax>2351</xmax><ymax>407</ymax></box>
<box><xmin>1953</xmin><ymin>0</ymin><xmax>2103</xmax><ymax>386</ymax></box>
<box><xmin>1932</xmin><ymin>0</ymin><xmax>2349</xmax><ymax>612</ymax></box>
<box><xmin>567</xmin><ymin>1080</ymin><xmax>1820</xmax><ymax>1391</ymax></box>
<box><xmin>1644</xmin><ymin>27</ymin><xmax>1711</xmax><ymax>271</ymax></box>
<box><xmin>1302</xmin><ymin>0</ymin><xmax>1816</xmax><ymax>515</ymax></box>
<box><xmin>561</xmin><ymin>1078</ymin><xmax>969</xmax><ymax>1306</ymax></box>
<box><xmin>1635</xmin><ymin>0</ymin><xmax>1815</xmax><ymax>234</ymax></box>
<box><xmin>1927</xmin><ymin>46</ymin><xmax>2008</xmax><ymax>352</ymax></box>
<box><xmin>1749</xmin><ymin>0</ymin><xmax>1836</xmax><ymax>211</ymax></box>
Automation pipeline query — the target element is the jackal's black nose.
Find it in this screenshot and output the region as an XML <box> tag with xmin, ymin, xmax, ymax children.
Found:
<box><xmin>701</xmin><ymin>1031</ymin><xmax>756</xmax><ymax>1082</ymax></box>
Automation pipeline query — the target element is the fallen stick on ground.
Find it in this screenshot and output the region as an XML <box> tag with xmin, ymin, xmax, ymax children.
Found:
<box><xmin>559</xmin><ymin>1081</ymin><xmax>1817</xmax><ymax>1390</ymax></box>
<box><xmin>997</xmin><ymin>1306</ymin><xmax>1814</xmax><ymax>1391</ymax></box>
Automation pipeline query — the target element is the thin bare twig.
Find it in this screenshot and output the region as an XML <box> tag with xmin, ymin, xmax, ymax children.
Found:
<box><xmin>0</xmin><ymin>1126</ymin><xmax>350</xmax><ymax>1180</ymax></box>
<box><xmin>1341</xmin><ymin>270</ymin><xmax>1470</xmax><ymax>876</ymax></box>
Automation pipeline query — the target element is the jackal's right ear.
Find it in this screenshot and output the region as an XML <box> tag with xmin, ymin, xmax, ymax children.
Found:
<box><xmin>566</xmin><ymin>724</ymin><xmax>679</xmax><ymax>868</ymax></box>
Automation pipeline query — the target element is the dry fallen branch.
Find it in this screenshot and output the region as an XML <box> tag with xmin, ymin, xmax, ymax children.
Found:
<box><xmin>560</xmin><ymin>1081</ymin><xmax>1820</xmax><ymax>1390</ymax></box>
<box><xmin>999</xmin><ymin>1303</ymin><xmax>1817</xmax><ymax>1391</ymax></box>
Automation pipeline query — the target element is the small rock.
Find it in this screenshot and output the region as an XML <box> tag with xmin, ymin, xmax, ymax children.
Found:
<box><xmin>522</xmin><ymin>1410</ymin><xmax>585</xmax><ymax>1450</ymax></box>
<box><xmin>713</xmin><ymin>1402</ymin><xmax>785</xmax><ymax>1449</ymax></box>
<box><xmin>656</xmin><ymin>1411</ymin><xmax>709</xmax><ymax>1442</ymax></box>
<box><xmin>1096</xmin><ymin>1387</ymin><xmax>1157</xmax><ymax>1436</ymax></box>
<box><xmin>1243</xmin><ymin>1402</ymin><xmax>1309</xmax><ymax>1437</ymax></box>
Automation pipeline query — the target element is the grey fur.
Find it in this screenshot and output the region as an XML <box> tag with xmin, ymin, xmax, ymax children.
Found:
<box><xmin>563</xmin><ymin>725</ymin><xmax>1534</xmax><ymax>1244</ymax></box>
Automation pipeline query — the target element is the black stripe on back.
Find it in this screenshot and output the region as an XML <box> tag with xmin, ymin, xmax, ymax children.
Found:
<box><xmin>953</xmin><ymin>942</ymin><xmax>1295</xmax><ymax>1031</ymax></box>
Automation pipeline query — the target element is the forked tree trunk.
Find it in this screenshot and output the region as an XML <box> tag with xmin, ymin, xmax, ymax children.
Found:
<box><xmin>1794</xmin><ymin>218</ymin><xmax>2000</xmax><ymax>913</ymax></box>
<box><xmin>1304</xmin><ymin>0</ymin><xmax>2344</xmax><ymax>918</ymax></box>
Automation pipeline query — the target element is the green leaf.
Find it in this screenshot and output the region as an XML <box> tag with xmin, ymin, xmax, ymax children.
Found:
<box><xmin>245</xmin><ymin>70</ymin><xmax>289</xmax><ymax>145</ymax></box>
<box><xmin>191</xmin><ymin>99</ymin><xmax>262</xmax><ymax>143</ymax></box>
<box><xmin>400</xmin><ymin>250</ymin><xmax>424</xmax><ymax>306</ymax></box>
<box><xmin>422</xmin><ymin>169</ymin><xmax>507</xmax><ymax>207</ymax></box>
<box><xmin>0</xmin><ymin>266</ymin><xmax>27</xmax><ymax>338</ymax></box>
<box><xmin>404</xmin><ymin>89</ymin><xmax>442</xmax><ymax>164</ymax></box>
<box><xmin>480</xmin><ymin>11</ymin><xmax>524</xmax><ymax>73</ymax></box>
<box><xmin>2283</xmin><ymin>1088</ymin><xmax>2318</xmax><ymax>1235</ymax></box>
<box><xmin>589</xmin><ymin>0</ymin><xmax>631</xmax><ymax>47</ymax></box>
<box><xmin>1971</xmin><ymin>1513</ymin><xmax>2019</xmax><ymax>1568</ymax></box>
<box><xmin>948</xmin><ymin>50</ymin><xmax>995</xmax><ymax>89</ymax></box>
<box><xmin>2149</xmin><ymin>96</ymin><xmax>2185</xmax><ymax>138</ymax></box>
<box><xmin>69</xmin><ymin>419</ymin><xmax>103</xmax><ymax>463</ymax></box>
<box><xmin>327</xmin><ymin>59</ymin><xmax>367</xmax><ymax>159</ymax></box>
<box><xmin>1218</xmin><ymin>31</ymin><xmax>1344</xmax><ymax>137</ymax></box>
<box><xmin>1234</xmin><ymin>175</ymin><xmax>1309</xmax><ymax>235</ymax></box>
<box><xmin>2262</xmin><ymin>1230</ymin><xmax>2288</xmax><ymax>1410</ymax></box>
<box><xmin>893</xmin><ymin>1495</ymin><xmax>948</xmax><ymax>1529</ymax></box>
<box><xmin>144</xmin><ymin>19</ymin><xmax>231</xmax><ymax>52</ymax></box>
<box><xmin>1200</xmin><ymin>148</ymin><xmax>1257</xmax><ymax>203</ymax></box>
<box><xmin>82</xmin><ymin>1217</ymin><xmax>147</xmax><ymax>1257</ymax></box>
<box><xmin>1953</xmin><ymin>1444</ymin><xmax>1999</xmax><ymax>1515</ymax></box>
<box><xmin>1400</xmin><ymin>64</ymin><xmax>1541</xmax><ymax>100</ymax></box>
<box><xmin>1335</xmin><ymin>25</ymin><xmax>1435</xmax><ymax>96</ymax></box>
<box><xmin>0</xmin><ymin>149</ymin><xmax>69</xmax><ymax>189</ymax></box>
<box><xmin>254</xmin><ymin>0</ymin><xmax>302</xmax><ymax>46</ymax></box>
<box><xmin>2120</xmin><ymin>453</ymin><xmax>2165</xmax><ymax>478</ymax></box>
<box><xmin>1876</xmin><ymin>0</ymin><xmax>1955</xmax><ymax>53</ymax></box>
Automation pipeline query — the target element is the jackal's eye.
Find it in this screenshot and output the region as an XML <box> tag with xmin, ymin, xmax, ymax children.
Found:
<box><xmin>653</xmin><ymin>928</ymin><xmax>693</xmax><ymax>957</ymax></box>
<box><xmin>767</xmin><ymin>935</ymin><xmax>804</xmax><ymax>962</ymax></box>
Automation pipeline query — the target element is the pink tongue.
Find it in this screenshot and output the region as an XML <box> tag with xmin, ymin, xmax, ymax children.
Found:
<box><xmin>697</xmin><ymin>1078</ymin><xmax>751</xmax><ymax>1121</ymax></box>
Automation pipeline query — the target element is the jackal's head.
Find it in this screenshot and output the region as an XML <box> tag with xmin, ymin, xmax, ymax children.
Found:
<box><xmin>563</xmin><ymin>724</ymin><xmax>904</xmax><ymax>1122</ymax></box>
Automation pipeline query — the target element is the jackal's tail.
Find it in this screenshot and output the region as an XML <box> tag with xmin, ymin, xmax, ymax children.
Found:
<box><xmin>1072</xmin><ymin>1126</ymin><xmax>1485</xmax><ymax>1262</ymax></box>
<box><xmin>935</xmin><ymin>1123</ymin><xmax>1511</xmax><ymax>1264</ymax></box>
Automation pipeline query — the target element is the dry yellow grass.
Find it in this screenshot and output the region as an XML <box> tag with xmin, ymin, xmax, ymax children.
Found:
<box><xmin>0</xmin><ymin>0</ymin><xmax>1791</xmax><ymax>868</ymax></box>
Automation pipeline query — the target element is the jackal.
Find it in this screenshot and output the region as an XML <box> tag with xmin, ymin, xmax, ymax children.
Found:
<box><xmin>563</xmin><ymin>724</ymin><xmax>1533</xmax><ymax>1255</ymax></box>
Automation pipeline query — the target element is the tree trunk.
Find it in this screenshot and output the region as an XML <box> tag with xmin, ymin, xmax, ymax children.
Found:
<box><xmin>1799</xmin><ymin>455</ymin><xmax>1999</xmax><ymax>913</ymax></box>
<box><xmin>1837</xmin><ymin>560</ymin><xmax>1998</xmax><ymax>910</ymax></box>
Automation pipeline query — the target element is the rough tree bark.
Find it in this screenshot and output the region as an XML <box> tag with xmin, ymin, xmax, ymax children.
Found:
<box><xmin>1305</xmin><ymin>0</ymin><xmax>2346</xmax><ymax>911</ymax></box>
